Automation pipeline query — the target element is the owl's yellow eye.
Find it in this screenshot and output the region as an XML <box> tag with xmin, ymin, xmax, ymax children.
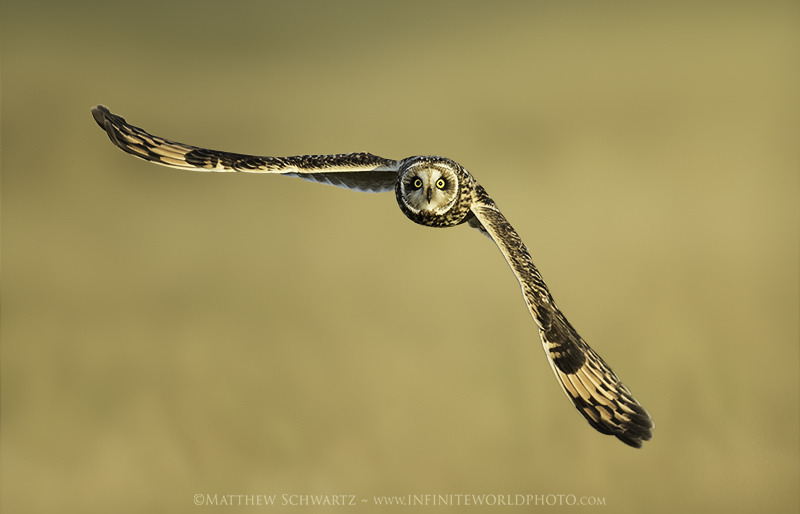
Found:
<box><xmin>436</xmin><ymin>178</ymin><xmax>446</xmax><ymax>189</ymax></box>
<box><xmin>412</xmin><ymin>178</ymin><xmax>423</xmax><ymax>189</ymax></box>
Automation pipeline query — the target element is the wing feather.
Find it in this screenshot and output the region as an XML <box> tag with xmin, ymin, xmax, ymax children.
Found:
<box><xmin>469</xmin><ymin>184</ymin><xmax>653</xmax><ymax>448</ymax></box>
<box><xmin>91</xmin><ymin>105</ymin><xmax>399</xmax><ymax>193</ymax></box>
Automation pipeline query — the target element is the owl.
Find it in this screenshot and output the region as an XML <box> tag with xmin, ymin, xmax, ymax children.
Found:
<box><xmin>91</xmin><ymin>105</ymin><xmax>653</xmax><ymax>448</ymax></box>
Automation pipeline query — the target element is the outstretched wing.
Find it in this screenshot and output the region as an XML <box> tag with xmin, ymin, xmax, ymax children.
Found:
<box><xmin>91</xmin><ymin>105</ymin><xmax>400</xmax><ymax>193</ymax></box>
<box><xmin>468</xmin><ymin>185</ymin><xmax>653</xmax><ymax>448</ymax></box>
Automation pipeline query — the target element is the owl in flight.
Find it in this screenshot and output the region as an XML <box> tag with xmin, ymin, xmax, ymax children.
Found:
<box><xmin>91</xmin><ymin>105</ymin><xmax>653</xmax><ymax>448</ymax></box>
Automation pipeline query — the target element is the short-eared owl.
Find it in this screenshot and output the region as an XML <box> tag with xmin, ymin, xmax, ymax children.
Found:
<box><xmin>92</xmin><ymin>105</ymin><xmax>653</xmax><ymax>448</ymax></box>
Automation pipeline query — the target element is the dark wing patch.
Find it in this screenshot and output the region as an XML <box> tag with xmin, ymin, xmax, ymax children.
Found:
<box><xmin>284</xmin><ymin>170</ymin><xmax>399</xmax><ymax>193</ymax></box>
<box><xmin>91</xmin><ymin>105</ymin><xmax>399</xmax><ymax>192</ymax></box>
<box><xmin>469</xmin><ymin>184</ymin><xmax>653</xmax><ymax>448</ymax></box>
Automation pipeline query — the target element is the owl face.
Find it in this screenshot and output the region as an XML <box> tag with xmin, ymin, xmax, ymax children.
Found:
<box><xmin>398</xmin><ymin>159</ymin><xmax>460</xmax><ymax>216</ymax></box>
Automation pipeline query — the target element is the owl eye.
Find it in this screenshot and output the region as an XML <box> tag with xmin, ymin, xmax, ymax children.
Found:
<box><xmin>436</xmin><ymin>178</ymin><xmax>446</xmax><ymax>189</ymax></box>
<box><xmin>412</xmin><ymin>178</ymin><xmax>423</xmax><ymax>189</ymax></box>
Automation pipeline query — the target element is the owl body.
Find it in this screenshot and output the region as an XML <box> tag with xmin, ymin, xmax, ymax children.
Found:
<box><xmin>91</xmin><ymin>106</ymin><xmax>654</xmax><ymax>448</ymax></box>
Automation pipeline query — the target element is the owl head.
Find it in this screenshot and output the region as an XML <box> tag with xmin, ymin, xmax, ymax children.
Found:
<box><xmin>395</xmin><ymin>156</ymin><xmax>474</xmax><ymax>227</ymax></box>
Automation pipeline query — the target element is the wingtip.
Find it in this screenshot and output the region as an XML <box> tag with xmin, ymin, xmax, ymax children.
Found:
<box><xmin>91</xmin><ymin>105</ymin><xmax>129</xmax><ymax>151</ymax></box>
<box><xmin>91</xmin><ymin>104</ymin><xmax>111</xmax><ymax>128</ymax></box>
<box><xmin>618</xmin><ymin>429</ymin><xmax>651</xmax><ymax>449</ymax></box>
<box><xmin>617</xmin><ymin>414</ymin><xmax>654</xmax><ymax>448</ymax></box>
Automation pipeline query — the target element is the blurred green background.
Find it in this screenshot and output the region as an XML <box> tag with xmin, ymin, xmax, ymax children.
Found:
<box><xmin>2</xmin><ymin>1</ymin><xmax>798</xmax><ymax>512</ymax></box>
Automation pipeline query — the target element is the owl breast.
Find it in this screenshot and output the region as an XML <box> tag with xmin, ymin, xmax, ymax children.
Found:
<box><xmin>395</xmin><ymin>156</ymin><xmax>475</xmax><ymax>228</ymax></box>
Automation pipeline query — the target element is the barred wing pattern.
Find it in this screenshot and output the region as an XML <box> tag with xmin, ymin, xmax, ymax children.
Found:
<box><xmin>92</xmin><ymin>105</ymin><xmax>653</xmax><ymax>447</ymax></box>
<box><xmin>91</xmin><ymin>105</ymin><xmax>400</xmax><ymax>193</ymax></box>
<box><xmin>469</xmin><ymin>185</ymin><xmax>653</xmax><ymax>448</ymax></box>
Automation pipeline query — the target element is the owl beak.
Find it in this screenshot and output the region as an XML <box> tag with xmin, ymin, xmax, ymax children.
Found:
<box><xmin>425</xmin><ymin>187</ymin><xmax>433</xmax><ymax>203</ymax></box>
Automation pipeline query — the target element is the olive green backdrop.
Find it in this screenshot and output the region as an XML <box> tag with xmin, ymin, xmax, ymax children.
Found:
<box><xmin>2</xmin><ymin>1</ymin><xmax>798</xmax><ymax>513</ymax></box>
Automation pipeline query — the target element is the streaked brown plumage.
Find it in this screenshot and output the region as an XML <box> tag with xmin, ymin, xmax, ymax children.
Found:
<box><xmin>92</xmin><ymin>105</ymin><xmax>654</xmax><ymax>447</ymax></box>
